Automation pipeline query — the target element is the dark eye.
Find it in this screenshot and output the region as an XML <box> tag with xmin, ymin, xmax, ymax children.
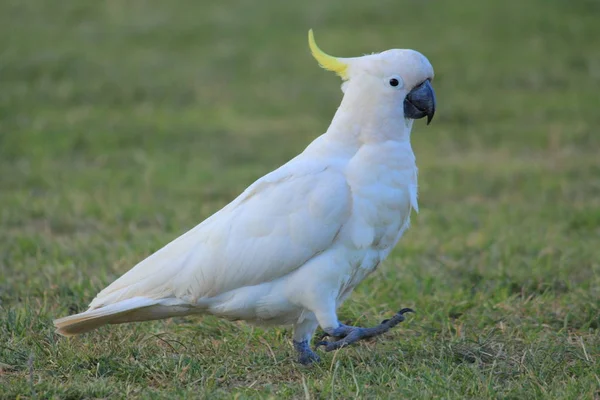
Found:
<box><xmin>389</xmin><ymin>78</ymin><xmax>399</xmax><ymax>87</ymax></box>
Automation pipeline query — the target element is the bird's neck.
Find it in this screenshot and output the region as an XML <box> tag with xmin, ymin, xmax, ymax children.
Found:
<box><xmin>324</xmin><ymin>92</ymin><xmax>413</xmax><ymax>147</ymax></box>
<box><xmin>301</xmin><ymin>101</ymin><xmax>416</xmax><ymax>173</ymax></box>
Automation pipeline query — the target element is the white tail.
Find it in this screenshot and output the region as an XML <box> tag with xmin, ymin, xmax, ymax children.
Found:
<box><xmin>53</xmin><ymin>297</ymin><xmax>195</xmax><ymax>336</ymax></box>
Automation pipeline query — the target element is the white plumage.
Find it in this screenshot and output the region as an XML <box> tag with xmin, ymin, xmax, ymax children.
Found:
<box><xmin>55</xmin><ymin>31</ymin><xmax>436</xmax><ymax>363</ymax></box>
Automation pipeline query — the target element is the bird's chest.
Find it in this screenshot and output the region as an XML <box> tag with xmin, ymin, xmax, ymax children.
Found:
<box><xmin>337</xmin><ymin>173</ymin><xmax>417</xmax><ymax>302</ymax></box>
<box><xmin>334</xmin><ymin>141</ymin><xmax>418</xmax><ymax>303</ymax></box>
<box><xmin>344</xmin><ymin>145</ymin><xmax>418</xmax><ymax>252</ymax></box>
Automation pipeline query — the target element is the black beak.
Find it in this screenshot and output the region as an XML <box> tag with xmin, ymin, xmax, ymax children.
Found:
<box><xmin>403</xmin><ymin>80</ymin><xmax>436</xmax><ymax>125</ymax></box>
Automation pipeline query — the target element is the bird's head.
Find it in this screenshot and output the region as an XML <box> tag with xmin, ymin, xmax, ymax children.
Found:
<box><xmin>309</xmin><ymin>30</ymin><xmax>436</xmax><ymax>127</ymax></box>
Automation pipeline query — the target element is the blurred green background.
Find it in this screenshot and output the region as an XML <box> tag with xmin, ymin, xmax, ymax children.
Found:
<box><xmin>1</xmin><ymin>0</ymin><xmax>599</xmax><ymax>398</ymax></box>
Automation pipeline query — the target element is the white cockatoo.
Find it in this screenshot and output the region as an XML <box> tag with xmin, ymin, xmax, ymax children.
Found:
<box><xmin>55</xmin><ymin>30</ymin><xmax>436</xmax><ymax>364</ymax></box>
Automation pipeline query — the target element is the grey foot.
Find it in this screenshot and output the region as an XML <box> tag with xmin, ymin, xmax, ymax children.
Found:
<box><xmin>316</xmin><ymin>308</ymin><xmax>414</xmax><ymax>352</ymax></box>
<box><xmin>294</xmin><ymin>339</ymin><xmax>321</xmax><ymax>365</ymax></box>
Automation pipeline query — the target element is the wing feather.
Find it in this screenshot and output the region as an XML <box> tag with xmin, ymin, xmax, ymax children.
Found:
<box><xmin>89</xmin><ymin>162</ymin><xmax>351</xmax><ymax>309</ymax></box>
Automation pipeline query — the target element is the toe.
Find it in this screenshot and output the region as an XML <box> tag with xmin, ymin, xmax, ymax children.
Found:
<box><xmin>298</xmin><ymin>351</ymin><xmax>321</xmax><ymax>365</ymax></box>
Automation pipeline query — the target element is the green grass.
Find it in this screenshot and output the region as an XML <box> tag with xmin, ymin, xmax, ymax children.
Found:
<box><xmin>1</xmin><ymin>0</ymin><xmax>599</xmax><ymax>398</ymax></box>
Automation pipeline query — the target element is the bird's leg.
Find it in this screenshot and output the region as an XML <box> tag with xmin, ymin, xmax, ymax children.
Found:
<box><xmin>316</xmin><ymin>308</ymin><xmax>414</xmax><ymax>352</ymax></box>
<box><xmin>293</xmin><ymin>317</ymin><xmax>320</xmax><ymax>365</ymax></box>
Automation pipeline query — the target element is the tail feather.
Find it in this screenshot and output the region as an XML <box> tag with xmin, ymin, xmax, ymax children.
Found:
<box><xmin>53</xmin><ymin>297</ymin><xmax>195</xmax><ymax>336</ymax></box>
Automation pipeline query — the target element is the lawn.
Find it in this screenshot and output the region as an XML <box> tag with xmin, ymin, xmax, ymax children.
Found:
<box><xmin>1</xmin><ymin>0</ymin><xmax>599</xmax><ymax>398</ymax></box>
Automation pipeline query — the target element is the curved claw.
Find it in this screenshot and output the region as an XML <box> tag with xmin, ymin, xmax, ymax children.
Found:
<box><xmin>380</xmin><ymin>308</ymin><xmax>414</xmax><ymax>325</ymax></box>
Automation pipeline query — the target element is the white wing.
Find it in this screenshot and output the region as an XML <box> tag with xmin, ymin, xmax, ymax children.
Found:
<box><xmin>89</xmin><ymin>161</ymin><xmax>351</xmax><ymax>309</ymax></box>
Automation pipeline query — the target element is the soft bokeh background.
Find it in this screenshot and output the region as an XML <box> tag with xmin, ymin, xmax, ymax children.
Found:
<box><xmin>1</xmin><ymin>0</ymin><xmax>598</xmax><ymax>398</ymax></box>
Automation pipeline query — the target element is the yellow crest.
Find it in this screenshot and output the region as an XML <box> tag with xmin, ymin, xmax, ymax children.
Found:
<box><xmin>308</xmin><ymin>29</ymin><xmax>349</xmax><ymax>80</ymax></box>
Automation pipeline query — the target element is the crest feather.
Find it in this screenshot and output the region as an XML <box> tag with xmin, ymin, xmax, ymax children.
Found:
<box><xmin>308</xmin><ymin>30</ymin><xmax>348</xmax><ymax>80</ymax></box>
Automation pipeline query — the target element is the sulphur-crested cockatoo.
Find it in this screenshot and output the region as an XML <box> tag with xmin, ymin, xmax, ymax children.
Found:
<box><xmin>55</xmin><ymin>30</ymin><xmax>436</xmax><ymax>364</ymax></box>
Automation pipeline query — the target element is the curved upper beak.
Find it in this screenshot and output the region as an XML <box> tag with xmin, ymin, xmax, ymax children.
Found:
<box><xmin>403</xmin><ymin>80</ymin><xmax>436</xmax><ymax>125</ymax></box>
